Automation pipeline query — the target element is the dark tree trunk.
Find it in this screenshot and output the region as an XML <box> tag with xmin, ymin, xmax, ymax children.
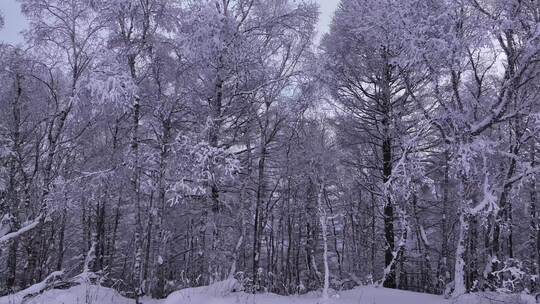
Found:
<box><xmin>382</xmin><ymin>137</ymin><xmax>396</xmax><ymax>288</ymax></box>
<box><xmin>56</xmin><ymin>208</ymin><xmax>67</xmax><ymax>271</ymax></box>
<box><xmin>6</xmin><ymin>239</ymin><xmax>18</xmax><ymax>290</ymax></box>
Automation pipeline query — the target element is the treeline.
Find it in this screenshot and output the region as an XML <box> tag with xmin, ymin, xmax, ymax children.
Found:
<box><xmin>0</xmin><ymin>0</ymin><xmax>539</xmax><ymax>301</ymax></box>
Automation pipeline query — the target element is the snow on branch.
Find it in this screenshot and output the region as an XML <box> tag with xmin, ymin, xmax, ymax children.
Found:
<box><xmin>0</xmin><ymin>214</ymin><xmax>43</xmax><ymax>245</ymax></box>
<box><xmin>15</xmin><ymin>270</ymin><xmax>65</xmax><ymax>300</ymax></box>
<box><xmin>469</xmin><ymin>174</ymin><xmax>498</xmax><ymax>215</ymax></box>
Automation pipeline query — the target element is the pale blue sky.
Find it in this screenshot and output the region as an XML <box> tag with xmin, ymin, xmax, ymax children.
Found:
<box><xmin>0</xmin><ymin>0</ymin><xmax>339</xmax><ymax>44</ymax></box>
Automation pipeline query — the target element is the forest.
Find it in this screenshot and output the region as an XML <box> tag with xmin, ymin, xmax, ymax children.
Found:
<box><xmin>0</xmin><ymin>0</ymin><xmax>540</xmax><ymax>303</ymax></box>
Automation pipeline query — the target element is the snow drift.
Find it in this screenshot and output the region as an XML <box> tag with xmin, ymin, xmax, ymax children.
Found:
<box><xmin>0</xmin><ymin>279</ymin><xmax>537</xmax><ymax>304</ymax></box>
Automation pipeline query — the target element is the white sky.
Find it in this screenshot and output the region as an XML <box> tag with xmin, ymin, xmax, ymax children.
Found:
<box><xmin>0</xmin><ymin>0</ymin><xmax>339</xmax><ymax>44</ymax></box>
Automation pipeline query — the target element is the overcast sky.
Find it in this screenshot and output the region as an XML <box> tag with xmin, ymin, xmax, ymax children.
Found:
<box><xmin>0</xmin><ymin>0</ymin><xmax>339</xmax><ymax>44</ymax></box>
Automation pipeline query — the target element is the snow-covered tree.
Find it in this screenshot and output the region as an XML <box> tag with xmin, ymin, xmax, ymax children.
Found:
<box><xmin>1</xmin><ymin>0</ymin><xmax>540</xmax><ymax>301</ymax></box>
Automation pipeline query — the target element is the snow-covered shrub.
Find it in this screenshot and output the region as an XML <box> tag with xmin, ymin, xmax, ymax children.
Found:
<box><xmin>232</xmin><ymin>271</ymin><xmax>253</xmax><ymax>293</ymax></box>
<box><xmin>485</xmin><ymin>258</ymin><xmax>530</xmax><ymax>293</ymax></box>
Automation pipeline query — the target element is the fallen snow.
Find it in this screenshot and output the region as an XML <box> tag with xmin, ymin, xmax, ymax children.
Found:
<box><xmin>456</xmin><ymin>292</ymin><xmax>536</xmax><ymax>304</ymax></box>
<box><xmin>0</xmin><ymin>279</ymin><xmax>536</xmax><ymax>304</ymax></box>
<box><xmin>0</xmin><ymin>283</ymin><xmax>157</xmax><ymax>304</ymax></box>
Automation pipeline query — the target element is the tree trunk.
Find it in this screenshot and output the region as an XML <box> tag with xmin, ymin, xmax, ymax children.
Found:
<box><xmin>452</xmin><ymin>212</ymin><xmax>468</xmax><ymax>297</ymax></box>
<box><xmin>56</xmin><ymin>207</ymin><xmax>67</xmax><ymax>271</ymax></box>
<box><xmin>131</xmin><ymin>89</ymin><xmax>144</xmax><ymax>303</ymax></box>
<box><xmin>253</xmin><ymin>109</ymin><xmax>269</xmax><ymax>289</ymax></box>
<box><xmin>6</xmin><ymin>239</ymin><xmax>18</xmax><ymax>290</ymax></box>
<box><xmin>530</xmin><ymin>140</ymin><xmax>539</xmax><ymax>288</ymax></box>
<box><xmin>382</xmin><ymin>137</ymin><xmax>395</xmax><ymax>288</ymax></box>
<box><xmin>318</xmin><ymin>182</ymin><xmax>330</xmax><ymax>300</ymax></box>
<box><xmin>439</xmin><ymin>149</ymin><xmax>450</xmax><ymax>290</ymax></box>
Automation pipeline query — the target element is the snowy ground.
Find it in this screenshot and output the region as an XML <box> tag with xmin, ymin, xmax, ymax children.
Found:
<box><xmin>0</xmin><ymin>279</ymin><xmax>536</xmax><ymax>304</ymax></box>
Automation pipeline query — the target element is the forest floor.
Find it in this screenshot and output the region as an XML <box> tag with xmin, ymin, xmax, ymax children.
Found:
<box><xmin>0</xmin><ymin>279</ymin><xmax>537</xmax><ymax>304</ymax></box>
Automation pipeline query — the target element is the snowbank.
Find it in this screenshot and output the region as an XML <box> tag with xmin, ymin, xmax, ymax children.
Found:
<box><xmin>0</xmin><ymin>283</ymin><xmax>156</xmax><ymax>304</ymax></box>
<box><xmin>1</xmin><ymin>279</ymin><xmax>537</xmax><ymax>304</ymax></box>
<box><xmin>455</xmin><ymin>292</ymin><xmax>536</xmax><ymax>304</ymax></box>
<box><xmin>162</xmin><ymin>280</ymin><xmax>451</xmax><ymax>304</ymax></box>
<box><xmin>163</xmin><ymin>279</ymin><xmax>243</xmax><ymax>304</ymax></box>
